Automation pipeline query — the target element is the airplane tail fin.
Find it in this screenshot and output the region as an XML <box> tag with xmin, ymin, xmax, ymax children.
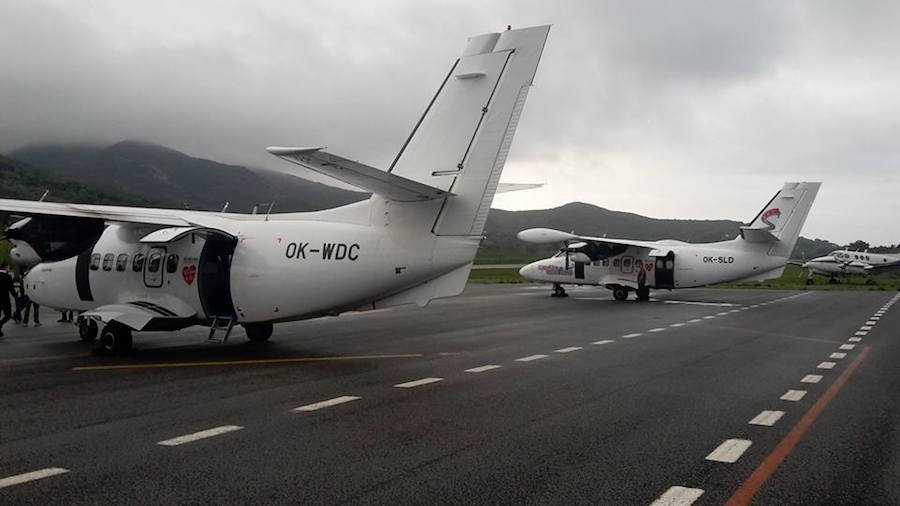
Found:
<box><xmin>740</xmin><ymin>182</ymin><xmax>821</xmax><ymax>257</ymax></box>
<box><xmin>388</xmin><ymin>25</ymin><xmax>550</xmax><ymax>236</ymax></box>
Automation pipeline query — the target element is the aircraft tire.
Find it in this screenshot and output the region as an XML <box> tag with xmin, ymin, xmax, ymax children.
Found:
<box><xmin>805</xmin><ymin>278</ymin><xmax>814</xmax><ymax>285</ymax></box>
<box><xmin>613</xmin><ymin>286</ymin><xmax>629</xmax><ymax>301</ymax></box>
<box><xmin>78</xmin><ymin>319</ymin><xmax>98</xmax><ymax>342</ymax></box>
<box><xmin>244</xmin><ymin>323</ymin><xmax>273</xmax><ymax>343</ymax></box>
<box><xmin>98</xmin><ymin>323</ymin><xmax>133</xmax><ymax>355</ymax></box>
<box><xmin>635</xmin><ymin>287</ymin><xmax>650</xmax><ymax>301</ymax></box>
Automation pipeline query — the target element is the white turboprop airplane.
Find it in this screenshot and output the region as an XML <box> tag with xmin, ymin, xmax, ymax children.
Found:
<box><xmin>800</xmin><ymin>249</ymin><xmax>900</xmax><ymax>284</ymax></box>
<box><xmin>517</xmin><ymin>182</ymin><xmax>821</xmax><ymax>300</ymax></box>
<box><xmin>0</xmin><ymin>25</ymin><xmax>551</xmax><ymax>354</ymax></box>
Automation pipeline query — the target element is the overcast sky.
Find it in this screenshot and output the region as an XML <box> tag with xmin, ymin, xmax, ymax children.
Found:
<box><xmin>1</xmin><ymin>1</ymin><xmax>898</xmax><ymax>245</ymax></box>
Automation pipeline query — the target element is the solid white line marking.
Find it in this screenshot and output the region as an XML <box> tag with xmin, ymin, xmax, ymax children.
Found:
<box><xmin>855</xmin><ymin>331</ymin><xmax>868</xmax><ymax>336</ymax></box>
<box><xmin>292</xmin><ymin>396</ymin><xmax>360</xmax><ymax>412</ymax></box>
<box><xmin>830</xmin><ymin>352</ymin><xmax>847</xmax><ymax>359</ymax></box>
<box><xmin>781</xmin><ymin>390</ymin><xmax>807</xmax><ymax>401</ymax></box>
<box><xmin>802</xmin><ymin>374</ymin><xmax>823</xmax><ymax>383</ymax></box>
<box><xmin>670</xmin><ymin>323</ymin><xmax>686</xmax><ymax>327</ymax></box>
<box><xmin>622</xmin><ymin>333</ymin><xmax>642</xmax><ymax>338</ymax></box>
<box><xmin>688</xmin><ymin>319</ymin><xmax>703</xmax><ymax>323</ymax></box>
<box><xmin>651</xmin><ymin>486</ymin><xmax>704</xmax><ymax>506</ymax></box>
<box><xmin>648</xmin><ymin>327</ymin><xmax>666</xmax><ymax>333</ymax></box>
<box><xmin>394</xmin><ymin>377</ymin><xmax>443</xmax><ymax>388</ymax></box>
<box><xmin>516</xmin><ymin>354</ymin><xmax>548</xmax><ymax>362</ymax></box>
<box><xmin>593</xmin><ymin>339</ymin><xmax>615</xmax><ymax>345</ymax></box>
<box><xmin>465</xmin><ymin>364</ymin><xmax>501</xmax><ymax>373</ymax></box>
<box><xmin>818</xmin><ymin>361</ymin><xmax>836</xmax><ymax>369</ymax></box>
<box><xmin>749</xmin><ymin>410</ymin><xmax>785</xmax><ymax>426</ymax></box>
<box><xmin>158</xmin><ymin>425</ymin><xmax>244</xmax><ymax>446</ymax></box>
<box><xmin>555</xmin><ymin>346</ymin><xmax>583</xmax><ymax>353</ymax></box>
<box><xmin>848</xmin><ymin>337</ymin><xmax>862</xmax><ymax>342</ymax></box>
<box><xmin>840</xmin><ymin>344</ymin><xmax>855</xmax><ymax>350</ymax></box>
<box><xmin>0</xmin><ymin>468</ymin><xmax>70</xmax><ymax>489</ymax></box>
<box><xmin>706</xmin><ymin>439</ymin><xmax>752</xmax><ymax>463</ymax></box>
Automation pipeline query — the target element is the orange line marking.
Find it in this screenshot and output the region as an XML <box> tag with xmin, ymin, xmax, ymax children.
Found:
<box><xmin>726</xmin><ymin>346</ymin><xmax>870</xmax><ymax>505</ymax></box>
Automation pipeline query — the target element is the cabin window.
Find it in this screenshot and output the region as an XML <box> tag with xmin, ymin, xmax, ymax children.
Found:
<box><xmin>133</xmin><ymin>253</ymin><xmax>145</xmax><ymax>272</ymax></box>
<box><xmin>102</xmin><ymin>253</ymin><xmax>115</xmax><ymax>271</ymax></box>
<box><xmin>613</xmin><ymin>258</ymin><xmax>620</xmax><ymax>267</ymax></box>
<box><xmin>147</xmin><ymin>252</ymin><xmax>162</xmax><ymax>273</ymax></box>
<box><xmin>602</xmin><ymin>258</ymin><xmax>609</xmax><ymax>267</ymax></box>
<box><xmin>166</xmin><ymin>254</ymin><xmax>180</xmax><ymax>274</ymax></box>
<box><xmin>116</xmin><ymin>254</ymin><xmax>129</xmax><ymax>272</ymax></box>
<box><xmin>90</xmin><ymin>253</ymin><xmax>101</xmax><ymax>271</ymax></box>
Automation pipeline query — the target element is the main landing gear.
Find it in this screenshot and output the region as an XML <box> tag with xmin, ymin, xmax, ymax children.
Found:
<box><xmin>98</xmin><ymin>322</ymin><xmax>133</xmax><ymax>355</ymax></box>
<box><xmin>78</xmin><ymin>318</ymin><xmax>98</xmax><ymax>342</ymax></box>
<box><xmin>635</xmin><ymin>286</ymin><xmax>650</xmax><ymax>301</ymax></box>
<box><xmin>551</xmin><ymin>283</ymin><xmax>568</xmax><ymax>298</ymax></box>
<box><xmin>612</xmin><ymin>286</ymin><xmax>629</xmax><ymax>301</ymax></box>
<box><xmin>244</xmin><ymin>322</ymin><xmax>274</xmax><ymax>343</ymax></box>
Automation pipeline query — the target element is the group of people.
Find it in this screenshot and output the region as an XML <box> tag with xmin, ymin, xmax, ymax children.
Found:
<box><xmin>1</xmin><ymin>263</ymin><xmax>78</xmax><ymax>337</ymax></box>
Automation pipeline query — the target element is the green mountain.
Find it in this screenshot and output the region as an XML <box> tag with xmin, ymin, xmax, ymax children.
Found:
<box><xmin>11</xmin><ymin>141</ymin><xmax>366</xmax><ymax>213</ymax></box>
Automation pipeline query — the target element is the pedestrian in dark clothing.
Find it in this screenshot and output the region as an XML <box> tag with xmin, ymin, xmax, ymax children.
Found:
<box><xmin>0</xmin><ymin>264</ymin><xmax>17</xmax><ymax>337</ymax></box>
<box><xmin>12</xmin><ymin>272</ymin><xmax>23</xmax><ymax>324</ymax></box>
<box><xmin>22</xmin><ymin>292</ymin><xmax>40</xmax><ymax>327</ymax></box>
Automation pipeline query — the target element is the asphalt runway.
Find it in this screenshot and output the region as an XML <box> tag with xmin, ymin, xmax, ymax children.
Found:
<box><xmin>1</xmin><ymin>284</ymin><xmax>898</xmax><ymax>504</ymax></box>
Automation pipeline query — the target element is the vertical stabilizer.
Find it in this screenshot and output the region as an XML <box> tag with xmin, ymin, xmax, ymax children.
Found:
<box><xmin>744</xmin><ymin>182</ymin><xmax>821</xmax><ymax>257</ymax></box>
<box><xmin>388</xmin><ymin>25</ymin><xmax>550</xmax><ymax>235</ymax></box>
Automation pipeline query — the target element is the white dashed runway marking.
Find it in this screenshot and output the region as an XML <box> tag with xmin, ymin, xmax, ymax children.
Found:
<box><xmin>622</xmin><ymin>333</ymin><xmax>642</xmax><ymax>338</ymax></box>
<box><xmin>830</xmin><ymin>352</ymin><xmax>847</xmax><ymax>359</ymax></box>
<box><xmin>849</xmin><ymin>337</ymin><xmax>862</xmax><ymax>342</ymax></box>
<box><xmin>781</xmin><ymin>390</ymin><xmax>807</xmax><ymax>402</ymax></box>
<box><xmin>465</xmin><ymin>365</ymin><xmax>502</xmax><ymax>373</ymax></box>
<box><xmin>706</xmin><ymin>439</ymin><xmax>752</xmax><ymax>463</ymax></box>
<box><xmin>555</xmin><ymin>346</ymin><xmax>583</xmax><ymax>353</ymax></box>
<box><xmin>293</xmin><ymin>396</ymin><xmax>361</xmax><ymax>412</ymax></box>
<box><xmin>648</xmin><ymin>328</ymin><xmax>666</xmax><ymax>333</ymax></box>
<box><xmin>749</xmin><ymin>410</ymin><xmax>785</xmax><ymax>426</ymax></box>
<box><xmin>394</xmin><ymin>377</ymin><xmax>444</xmax><ymax>388</ymax></box>
<box><xmin>818</xmin><ymin>361</ymin><xmax>836</xmax><ymax>369</ymax></box>
<box><xmin>515</xmin><ymin>354</ymin><xmax>548</xmax><ymax>362</ymax></box>
<box><xmin>158</xmin><ymin>425</ymin><xmax>244</xmax><ymax>446</ymax></box>
<box><xmin>593</xmin><ymin>340</ymin><xmax>615</xmax><ymax>345</ymax></box>
<box><xmin>670</xmin><ymin>323</ymin><xmax>685</xmax><ymax>327</ymax></box>
<box><xmin>802</xmin><ymin>374</ymin><xmax>823</xmax><ymax>383</ymax></box>
<box><xmin>0</xmin><ymin>468</ymin><xmax>69</xmax><ymax>489</ymax></box>
<box><xmin>651</xmin><ymin>486</ymin><xmax>704</xmax><ymax>506</ymax></box>
<box><xmin>840</xmin><ymin>344</ymin><xmax>855</xmax><ymax>350</ymax></box>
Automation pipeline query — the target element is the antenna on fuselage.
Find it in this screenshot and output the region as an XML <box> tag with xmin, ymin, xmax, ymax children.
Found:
<box><xmin>38</xmin><ymin>189</ymin><xmax>49</xmax><ymax>202</ymax></box>
<box><xmin>265</xmin><ymin>201</ymin><xmax>275</xmax><ymax>222</ymax></box>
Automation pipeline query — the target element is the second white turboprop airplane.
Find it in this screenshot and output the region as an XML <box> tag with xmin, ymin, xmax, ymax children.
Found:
<box><xmin>517</xmin><ymin>182</ymin><xmax>821</xmax><ymax>300</ymax></box>
<box><xmin>0</xmin><ymin>25</ymin><xmax>550</xmax><ymax>353</ymax></box>
<box><xmin>801</xmin><ymin>249</ymin><xmax>900</xmax><ymax>284</ymax></box>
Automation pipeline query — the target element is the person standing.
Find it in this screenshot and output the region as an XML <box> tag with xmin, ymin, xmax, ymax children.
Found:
<box><xmin>0</xmin><ymin>263</ymin><xmax>17</xmax><ymax>337</ymax></box>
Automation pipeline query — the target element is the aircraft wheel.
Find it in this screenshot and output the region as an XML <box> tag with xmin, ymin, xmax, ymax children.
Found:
<box><xmin>613</xmin><ymin>286</ymin><xmax>629</xmax><ymax>301</ymax></box>
<box><xmin>98</xmin><ymin>323</ymin><xmax>133</xmax><ymax>355</ymax></box>
<box><xmin>78</xmin><ymin>318</ymin><xmax>98</xmax><ymax>342</ymax></box>
<box><xmin>805</xmin><ymin>278</ymin><xmax>814</xmax><ymax>285</ymax></box>
<box><xmin>244</xmin><ymin>323</ymin><xmax>273</xmax><ymax>343</ymax></box>
<box><xmin>828</xmin><ymin>277</ymin><xmax>838</xmax><ymax>285</ymax></box>
<box><xmin>635</xmin><ymin>287</ymin><xmax>650</xmax><ymax>301</ymax></box>
<box><xmin>551</xmin><ymin>283</ymin><xmax>568</xmax><ymax>298</ymax></box>
<box><xmin>866</xmin><ymin>278</ymin><xmax>876</xmax><ymax>285</ymax></box>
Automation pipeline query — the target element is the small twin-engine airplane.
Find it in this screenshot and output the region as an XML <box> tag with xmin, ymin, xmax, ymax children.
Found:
<box><xmin>517</xmin><ymin>182</ymin><xmax>821</xmax><ymax>300</ymax></box>
<box><xmin>800</xmin><ymin>249</ymin><xmax>900</xmax><ymax>284</ymax></box>
<box><xmin>0</xmin><ymin>25</ymin><xmax>551</xmax><ymax>353</ymax></box>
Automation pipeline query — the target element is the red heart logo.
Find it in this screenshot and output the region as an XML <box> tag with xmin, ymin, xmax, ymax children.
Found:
<box><xmin>645</xmin><ymin>262</ymin><xmax>654</xmax><ymax>272</ymax></box>
<box><xmin>182</xmin><ymin>265</ymin><xmax>196</xmax><ymax>285</ymax></box>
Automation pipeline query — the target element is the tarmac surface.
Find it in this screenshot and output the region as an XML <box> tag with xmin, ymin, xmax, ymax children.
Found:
<box><xmin>1</xmin><ymin>284</ymin><xmax>898</xmax><ymax>504</ymax></box>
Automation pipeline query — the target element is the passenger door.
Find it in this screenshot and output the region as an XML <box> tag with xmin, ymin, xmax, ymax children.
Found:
<box><xmin>144</xmin><ymin>247</ymin><xmax>166</xmax><ymax>288</ymax></box>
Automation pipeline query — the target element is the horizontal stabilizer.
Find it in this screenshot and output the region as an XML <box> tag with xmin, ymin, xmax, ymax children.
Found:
<box><xmin>496</xmin><ymin>183</ymin><xmax>543</xmax><ymax>194</ymax></box>
<box><xmin>739</xmin><ymin>225</ymin><xmax>779</xmax><ymax>243</ymax></box>
<box><xmin>266</xmin><ymin>147</ymin><xmax>451</xmax><ymax>202</ymax></box>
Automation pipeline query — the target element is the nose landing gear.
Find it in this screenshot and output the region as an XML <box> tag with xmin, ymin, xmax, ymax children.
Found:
<box><xmin>551</xmin><ymin>283</ymin><xmax>568</xmax><ymax>298</ymax></box>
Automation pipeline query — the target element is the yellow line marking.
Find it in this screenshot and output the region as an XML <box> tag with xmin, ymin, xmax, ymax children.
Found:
<box><xmin>72</xmin><ymin>353</ymin><xmax>425</xmax><ymax>372</ymax></box>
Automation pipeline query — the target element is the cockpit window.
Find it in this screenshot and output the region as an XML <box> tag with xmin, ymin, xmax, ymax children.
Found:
<box><xmin>102</xmin><ymin>253</ymin><xmax>115</xmax><ymax>271</ymax></box>
<box><xmin>115</xmin><ymin>253</ymin><xmax>129</xmax><ymax>272</ymax></box>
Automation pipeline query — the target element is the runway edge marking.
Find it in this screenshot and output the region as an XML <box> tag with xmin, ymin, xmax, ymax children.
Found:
<box><xmin>725</xmin><ymin>346</ymin><xmax>871</xmax><ymax>506</ymax></box>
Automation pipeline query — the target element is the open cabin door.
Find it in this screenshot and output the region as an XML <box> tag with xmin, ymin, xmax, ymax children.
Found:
<box><xmin>198</xmin><ymin>237</ymin><xmax>237</xmax><ymax>319</ymax></box>
<box><xmin>654</xmin><ymin>251</ymin><xmax>675</xmax><ymax>289</ymax></box>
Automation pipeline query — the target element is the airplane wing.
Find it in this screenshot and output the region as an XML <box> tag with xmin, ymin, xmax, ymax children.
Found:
<box><xmin>517</xmin><ymin>228</ymin><xmax>660</xmax><ymax>251</ymax></box>
<box><xmin>81</xmin><ymin>298</ymin><xmax>197</xmax><ymax>331</ymax></box>
<box><xmin>0</xmin><ymin>198</ymin><xmax>238</xmax><ymax>230</ymax></box>
<box><xmin>267</xmin><ymin>147</ymin><xmax>450</xmax><ymax>202</ymax></box>
<box><xmin>866</xmin><ymin>260</ymin><xmax>900</xmax><ymax>273</ymax></box>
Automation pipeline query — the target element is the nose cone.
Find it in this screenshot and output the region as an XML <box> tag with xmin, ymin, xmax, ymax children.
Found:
<box><xmin>519</xmin><ymin>262</ymin><xmax>538</xmax><ymax>280</ymax></box>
